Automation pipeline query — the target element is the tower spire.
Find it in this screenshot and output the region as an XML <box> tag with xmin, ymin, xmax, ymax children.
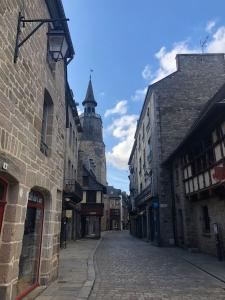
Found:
<box><xmin>82</xmin><ymin>76</ymin><xmax>97</xmax><ymax>114</ymax></box>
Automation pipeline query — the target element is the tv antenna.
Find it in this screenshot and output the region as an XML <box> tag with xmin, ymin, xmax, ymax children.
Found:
<box><xmin>200</xmin><ymin>36</ymin><xmax>209</xmax><ymax>53</ymax></box>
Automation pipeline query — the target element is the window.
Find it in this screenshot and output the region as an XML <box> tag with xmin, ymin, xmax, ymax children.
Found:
<box><xmin>68</xmin><ymin>160</ymin><xmax>71</xmax><ymax>178</ymax></box>
<box><xmin>147</xmin><ymin>138</ymin><xmax>152</xmax><ymax>161</ymax></box>
<box><xmin>72</xmin><ymin>130</ymin><xmax>75</xmax><ymax>152</ymax></box>
<box><xmin>69</xmin><ymin>123</ymin><xmax>72</xmax><ymax>147</ymax></box>
<box><xmin>202</xmin><ymin>206</ymin><xmax>210</xmax><ymax>233</ymax></box>
<box><xmin>175</xmin><ymin>165</ymin><xmax>179</xmax><ymax>186</ymax></box>
<box><xmin>40</xmin><ymin>90</ymin><xmax>53</xmax><ymax>156</ymax></box>
<box><xmin>86</xmin><ymin>191</ymin><xmax>96</xmax><ymax>203</ymax></box>
<box><xmin>139</xmin><ymin>157</ymin><xmax>142</xmax><ymax>175</ymax></box>
<box><xmin>143</xmin><ymin>149</ymin><xmax>146</xmax><ymax>168</ymax></box>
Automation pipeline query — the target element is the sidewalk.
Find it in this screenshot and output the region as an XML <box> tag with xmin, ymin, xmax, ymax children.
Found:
<box><xmin>164</xmin><ymin>246</ymin><xmax>225</xmax><ymax>283</ymax></box>
<box><xmin>34</xmin><ymin>238</ymin><xmax>101</xmax><ymax>300</ymax></box>
<box><xmin>180</xmin><ymin>249</ymin><xmax>225</xmax><ymax>282</ymax></box>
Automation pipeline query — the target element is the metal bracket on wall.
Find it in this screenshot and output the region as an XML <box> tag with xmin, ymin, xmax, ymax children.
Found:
<box><xmin>14</xmin><ymin>11</ymin><xmax>69</xmax><ymax>63</ymax></box>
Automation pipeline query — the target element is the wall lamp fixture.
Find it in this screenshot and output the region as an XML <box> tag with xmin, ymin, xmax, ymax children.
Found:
<box><xmin>14</xmin><ymin>12</ymin><xmax>69</xmax><ymax>63</ymax></box>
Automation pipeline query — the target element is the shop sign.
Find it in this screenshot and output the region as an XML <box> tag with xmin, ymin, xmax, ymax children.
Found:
<box><xmin>213</xmin><ymin>166</ymin><xmax>225</xmax><ymax>181</ymax></box>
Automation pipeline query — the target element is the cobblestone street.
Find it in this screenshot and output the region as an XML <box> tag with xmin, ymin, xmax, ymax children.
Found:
<box><xmin>90</xmin><ymin>231</ymin><xmax>225</xmax><ymax>300</ymax></box>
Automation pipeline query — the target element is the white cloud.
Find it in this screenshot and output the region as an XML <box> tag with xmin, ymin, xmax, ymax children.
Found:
<box><xmin>77</xmin><ymin>105</ymin><xmax>83</xmax><ymax>115</ymax></box>
<box><xmin>150</xmin><ymin>24</ymin><xmax>225</xmax><ymax>84</ymax></box>
<box><xmin>142</xmin><ymin>64</ymin><xmax>152</xmax><ymax>81</ymax></box>
<box><xmin>207</xmin><ymin>26</ymin><xmax>225</xmax><ymax>52</ymax></box>
<box><xmin>104</xmin><ymin>100</ymin><xmax>128</xmax><ymax>118</ymax></box>
<box><xmin>152</xmin><ymin>41</ymin><xmax>197</xmax><ymax>83</ymax></box>
<box><xmin>206</xmin><ymin>20</ymin><xmax>216</xmax><ymax>33</ymax></box>
<box><xmin>106</xmin><ymin>114</ymin><xmax>138</xmax><ymax>170</ymax></box>
<box><xmin>107</xmin><ymin>22</ymin><xmax>225</xmax><ymax>169</ymax></box>
<box><xmin>131</xmin><ymin>87</ymin><xmax>148</xmax><ymax>102</ymax></box>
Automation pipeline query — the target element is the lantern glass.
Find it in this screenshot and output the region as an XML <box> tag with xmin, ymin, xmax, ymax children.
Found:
<box><xmin>47</xmin><ymin>30</ymin><xmax>68</xmax><ymax>61</ymax></box>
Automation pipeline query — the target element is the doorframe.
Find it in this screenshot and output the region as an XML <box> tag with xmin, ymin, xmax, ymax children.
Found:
<box><xmin>16</xmin><ymin>191</ymin><xmax>44</xmax><ymax>300</ymax></box>
<box><xmin>0</xmin><ymin>177</ymin><xmax>8</xmax><ymax>234</ymax></box>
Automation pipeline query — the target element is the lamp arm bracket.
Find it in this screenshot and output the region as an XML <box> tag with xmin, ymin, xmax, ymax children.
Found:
<box><xmin>14</xmin><ymin>12</ymin><xmax>69</xmax><ymax>63</ymax></box>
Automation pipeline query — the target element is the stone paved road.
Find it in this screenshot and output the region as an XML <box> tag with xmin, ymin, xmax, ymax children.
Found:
<box><xmin>90</xmin><ymin>231</ymin><xmax>225</xmax><ymax>300</ymax></box>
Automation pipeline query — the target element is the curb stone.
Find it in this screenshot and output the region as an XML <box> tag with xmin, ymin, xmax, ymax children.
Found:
<box><xmin>77</xmin><ymin>235</ymin><xmax>104</xmax><ymax>300</ymax></box>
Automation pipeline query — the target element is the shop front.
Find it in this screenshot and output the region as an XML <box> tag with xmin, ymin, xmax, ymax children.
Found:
<box><xmin>17</xmin><ymin>190</ymin><xmax>44</xmax><ymax>299</ymax></box>
<box><xmin>81</xmin><ymin>204</ymin><xmax>104</xmax><ymax>238</ymax></box>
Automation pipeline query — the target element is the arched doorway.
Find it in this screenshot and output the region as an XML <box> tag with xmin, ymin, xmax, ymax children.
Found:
<box><xmin>0</xmin><ymin>178</ymin><xmax>7</xmax><ymax>233</ymax></box>
<box><xmin>17</xmin><ymin>190</ymin><xmax>44</xmax><ymax>299</ymax></box>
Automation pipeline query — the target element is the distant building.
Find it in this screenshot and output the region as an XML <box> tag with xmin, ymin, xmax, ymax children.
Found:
<box><xmin>121</xmin><ymin>192</ymin><xmax>129</xmax><ymax>230</ymax></box>
<box><xmin>106</xmin><ymin>186</ymin><xmax>122</xmax><ymax>231</ymax></box>
<box><xmin>166</xmin><ymin>83</ymin><xmax>225</xmax><ymax>258</ymax></box>
<box><xmin>129</xmin><ymin>54</ymin><xmax>225</xmax><ymax>246</ymax></box>
<box><xmin>61</xmin><ymin>84</ymin><xmax>82</xmax><ymax>247</ymax></box>
<box><xmin>78</xmin><ymin>78</ymin><xmax>107</xmax><ymax>238</ymax></box>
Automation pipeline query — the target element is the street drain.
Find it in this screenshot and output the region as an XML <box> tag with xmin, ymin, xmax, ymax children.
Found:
<box><xmin>58</xmin><ymin>280</ymin><xmax>67</xmax><ymax>283</ymax></box>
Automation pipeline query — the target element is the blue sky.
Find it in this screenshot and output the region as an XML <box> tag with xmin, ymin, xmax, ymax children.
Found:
<box><xmin>63</xmin><ymin>0</ymin><xmax>225</xmax><ymax>192</ymax></box>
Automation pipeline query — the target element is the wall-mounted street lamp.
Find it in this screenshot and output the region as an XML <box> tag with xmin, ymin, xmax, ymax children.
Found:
<box><xmin>14</xmin><ymin>12</ymin><xmax>69</xmax><ymax>63</ymax></box>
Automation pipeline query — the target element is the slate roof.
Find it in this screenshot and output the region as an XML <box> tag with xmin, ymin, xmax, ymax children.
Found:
<box><xmin>82</xmin><ymin>79</ymin><xmax>97</xmax><ymax>107</ymax></box>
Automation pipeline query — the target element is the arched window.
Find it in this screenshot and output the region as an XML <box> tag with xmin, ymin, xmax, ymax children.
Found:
<box><xmin>40</xmin><ymin>89</ymin><xmax>54</xmax><ymax>156</ymax></box>
<box><xmin>0</xmin><ymin>178</ymin><xmax>7</xmax><ymax>234</ymax></box>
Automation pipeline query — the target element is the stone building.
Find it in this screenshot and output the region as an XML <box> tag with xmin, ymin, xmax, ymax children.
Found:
<box><xmin>121</xmin><ymin>192</ymin><xmax>129</xmax><ymax>230</ymax></box>
<box><xmin>61</xmin><ymin>84</ymin><xmax>83</xmax><ymax>247</ymax></box>
<box><xmin>129</xmin><ymin>54</ymin><xmax>225</xmax><ymax>246</ymax></box>
<box><xmin>166</xmin><ymin>83</ymin><xmax>225</xmax><ymax>258</ymax></box>
<box><xmin>0</xmin><ymin>1</ymin><xmax>74</xmax><ymax>299</ymax></box>
<box><xmin>102</xmin><ymin>186</ymin><xmax>122</xmax><ymax>231</ymax></box>
<box><xmin>78</xmin><ymin>78</ymin><xmax>107</xmax><ymax>238</ymax></box>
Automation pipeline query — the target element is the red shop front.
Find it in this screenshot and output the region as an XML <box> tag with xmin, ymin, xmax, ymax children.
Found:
<box><xmin>16</xmin><ymin>190</ymin><xmax>44</xmax><ymax>299</ymax></box>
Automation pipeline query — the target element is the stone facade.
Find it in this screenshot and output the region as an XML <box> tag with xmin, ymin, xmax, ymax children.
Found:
<box><xmin>102</xmin><ymin>187</ymin><xmax>122</xmax><ymax>231</ymax></box>
<box><xmin>169</xmin><ymin>84</ymin><xmax>225</xmax><ymax>257</ymax></box>
<box><xmin>0</xmin><ymin>0</ymin><xmax>74</xmax><ymax>299</ymax></box>
<box><xmin>61</xmin><ymin>85</ymin><xmax>82</xmax><ymax>246</ymax></box>
<box><xmin>129</xmin><ymin>54</ymin><xmax>225</xmax><ymax>246</ymax></box>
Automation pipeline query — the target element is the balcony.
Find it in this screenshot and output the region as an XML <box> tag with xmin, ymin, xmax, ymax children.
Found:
<box><xmin>64</xmin><ymin>179</ymin><xmax>83</xmax><ymax>203</ymax></box>
<box><xmin>81</xmin><ymin>203</ymin><xmax>104</xmax><ymax>216</ymax></box>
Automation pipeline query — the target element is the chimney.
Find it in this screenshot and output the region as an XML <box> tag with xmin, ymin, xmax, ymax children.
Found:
<box><xmin>176</xmin><ymin>53</ymin><xmax>225</xmax><ymax>73</ymax></box>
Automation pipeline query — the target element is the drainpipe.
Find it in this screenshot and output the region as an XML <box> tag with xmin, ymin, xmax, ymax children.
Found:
<box><xmin>169</xmin><ymin>163</ymin><xmax>177</xmax><ymax>246</ymax></box>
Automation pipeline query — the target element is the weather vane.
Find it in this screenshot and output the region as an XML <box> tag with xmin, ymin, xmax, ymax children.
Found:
<box><xmin>90</xmin><ymin>69</ymin><xmax>94</xmax><ymax>79</ymax></box>
<box><xmin>200</xmin><ymin>36</ymin><xmax>209</xmax><ymax>53</ymax></box>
